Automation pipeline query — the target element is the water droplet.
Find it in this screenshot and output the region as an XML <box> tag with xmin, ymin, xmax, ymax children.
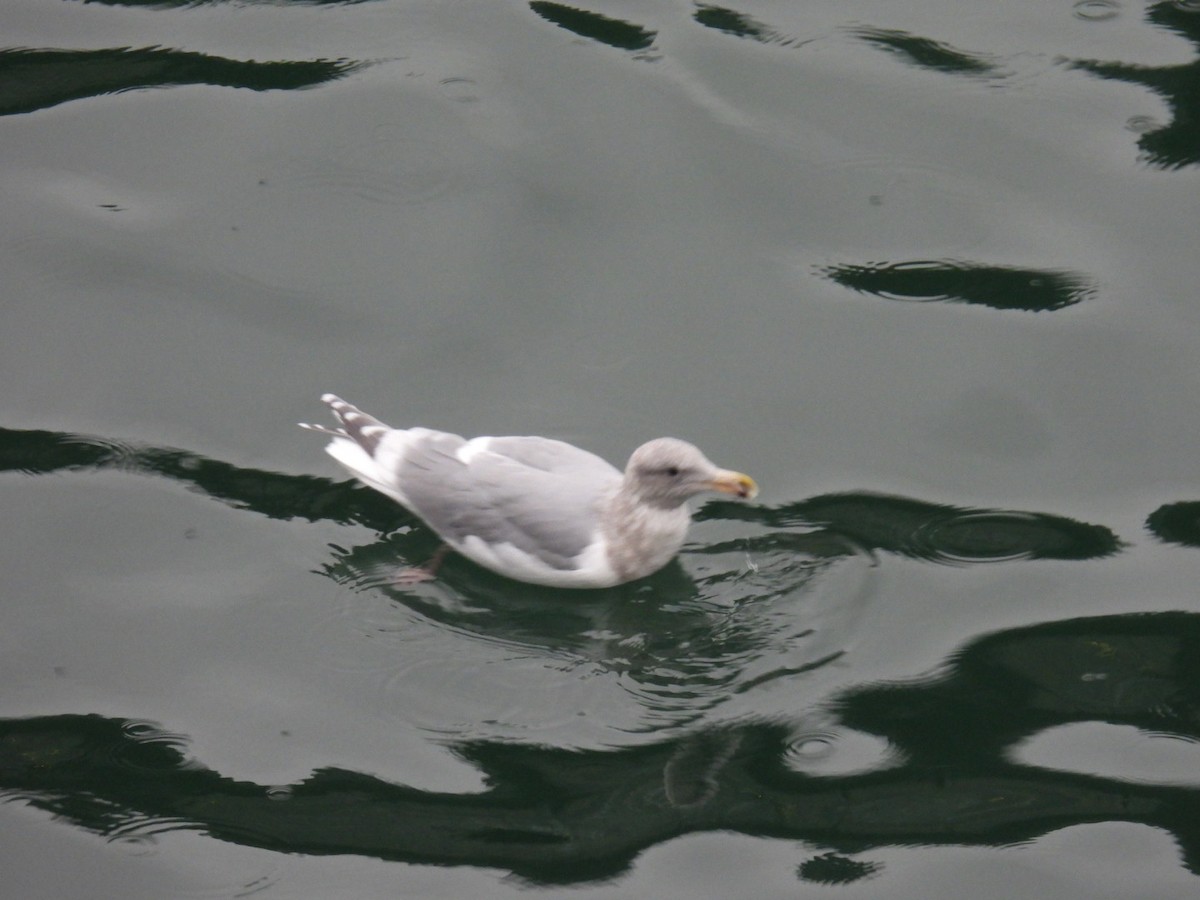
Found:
<box><xmin>1073</xmin><ymin>0</ymin><xmax>1121</xmax><ymax>21</ymax></box>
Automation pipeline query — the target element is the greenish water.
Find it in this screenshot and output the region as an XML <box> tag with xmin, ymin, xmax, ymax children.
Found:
<box><xmin>4</xmin><ymin>1</ymin><xmax>1200</xmax><ymax>897</ymax></box>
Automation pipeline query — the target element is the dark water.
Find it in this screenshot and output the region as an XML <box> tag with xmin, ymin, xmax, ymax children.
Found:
<box><xmin>4</xmin><ymin>1</ymin><xmax>1200</xmax><ymax>897</ymax></box>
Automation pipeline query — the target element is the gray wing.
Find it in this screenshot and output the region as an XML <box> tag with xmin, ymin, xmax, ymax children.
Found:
<box><xmin>398</xmin><ymin>434</ymin><xmax>621</xmax><ymax>569</ymax></box>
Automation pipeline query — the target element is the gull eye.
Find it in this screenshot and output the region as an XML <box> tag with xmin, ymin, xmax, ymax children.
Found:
<box><xmin>665</xmin><ymin>465</ymin><xmax>680</xmax><ymax>477</ymax></box>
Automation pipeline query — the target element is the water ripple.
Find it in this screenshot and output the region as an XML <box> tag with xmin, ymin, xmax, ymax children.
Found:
<box><xmin>714</xmin><ymin>492</ymin><xmax>1124</xmax><ymax>565</ymax></box>
<box><xmin>1072</xmin><ymin>0</ymin><xmax>1123</xmax><ymax>22</ymax></box>
<box><xmin>819</xmin><ymin>259</ymin><xmax>1095</xmax><ymax>312</ymax></box>
<box><xmin>112</xmin><ymin>721</ymin><xmax>196</xmax><ymax>774</ymax></box>
<box><xmin>693</xmin><ymin>4</ymin><xmax>811</xmax><ymax>48</ymax></box>
<box><xmin>852</xmin><ymin>26</ymin><xmax>1002</xmax><ymax>76</ymax></box>
<box><xmin>310</xmin><ymin>531</ymin><xmax>871</xmax><ymax>744</ymax></box>
<box><xmin>264</xmin><ymin>125</ymin><xmax>472</xmax><ymax>207</ymax></box>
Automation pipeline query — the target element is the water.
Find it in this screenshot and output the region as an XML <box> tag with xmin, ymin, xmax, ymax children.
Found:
<box><xmin>4</xmin><ymin>1</ymin><xmax>1200</xmax><ymax>897</ymax></box>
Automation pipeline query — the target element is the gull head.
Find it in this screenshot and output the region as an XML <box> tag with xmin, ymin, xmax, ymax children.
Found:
<box><xmin>624</xmin><ymin>438</ymin><xmax>758</xmax><ymax>509</ymax></box>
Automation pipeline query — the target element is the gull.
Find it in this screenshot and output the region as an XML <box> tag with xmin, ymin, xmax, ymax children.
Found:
<box><xmin>301</xmin><ymin>394</ymin><xmax>757</xmax><ymax>587</ymax></box>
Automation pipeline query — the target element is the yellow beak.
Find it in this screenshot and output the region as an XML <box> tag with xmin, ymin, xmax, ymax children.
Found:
<box><xmin>709</xmin><ymin>469</ymin><xmax>759</xmax><ymax>500</ymax></box>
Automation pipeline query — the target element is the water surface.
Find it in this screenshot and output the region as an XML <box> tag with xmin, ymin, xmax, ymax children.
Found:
<box><xmin>4</xmin><ymin>1</ymin><xmax>1200</xmax><ymax>897</ymax></box>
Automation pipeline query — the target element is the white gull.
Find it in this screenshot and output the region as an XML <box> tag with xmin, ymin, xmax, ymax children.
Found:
<box><xmin>301</xmin><ymin>394</ymin><xmax>758</xmax><ymax>588</ymax></box>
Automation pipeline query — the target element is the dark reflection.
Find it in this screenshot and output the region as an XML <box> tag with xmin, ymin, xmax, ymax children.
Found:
<box><xmin>818</xmin><ymin>260</ymin><xmax>1095</xmax><ymax>312</ymax></box>
<box><xmin>2</xmin><ymin>427</ymin><xmax>1122</xmax><ymax>572</ymax></box>
<box><xmin>311</xmin><ymin>520</ymin><xmax>852</xmax><ymax>726</ymax></box>
<box><xmin>1</xmin><ymin>427</ymin><xmax>1123</xmax><ymax>574</ymax></box>
<box><xmin>4</xmin><ymin>424</ymin><xmax>839</xmax><ymax>681</ymax></box>
<box><xmin>841</xmin><ymin>3</ymin><xmax>1200</xmax><ymax>169</ymax></box>
<box><xmin>4</xmin><ymin>612</ymin><xmax>1200</xmax><ymax>882</ymax></box>
<box><xmin>851</xmin><ymin>26</ymin><xmax>999</xmax><ymax>76</ymax></box>
<box><xmin>1068</xmin><ymin>1</ymin><xmax>1200</xmax><ymax>169</ymax></box>
<box><xmin>1147</xmin><ymin>500</ymin><xmax>1200</xmax><ymax>547</ymax></box>
<box><xmin>692</xmin><ymin>4</ymin><xmax>808</xmax><ymax>48</ymax></box>
<box><xmin>833</xmin><ymin>610</ymin><xmax>1200</xmax><ymax>764</ymax></box>
<box><xmin>0</xmin><ymin>427</ymin><xmax>404</xmax><ymax>532</ymax></box>
<box><xmin>0</xmin><ymin>47</ymin><xmax>359</xmax><ymax>117</ymax></box>
<box><xmin>798</xmin><ymin>852</ymin><xmax>882</xmax><ymax>885</ymax></box>
<box><xmin>0</xmin><ymin>427</ymin><xmax>848</xmax><ymax>751</ymax></box>
<box><xmin>529</xmin><ymin>2</ymin><xmax>657</xmax><ymax>52</ymax></box>
<box><xmin>702</xmin><ymin>492</ymin><xmax>1123</xmax><ymax>564</ymax></box>
<box><xmin>320</xmin><ymin>530</ymin><xmax>700</xmax><ymax>609</ymax></box>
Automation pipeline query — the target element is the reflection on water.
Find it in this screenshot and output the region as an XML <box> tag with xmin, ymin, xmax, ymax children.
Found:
<box><xmin>316</xmin><ymin>531</ymin><xmax>860</xmax><ymax>736</ymax></box>
<box><xmin>0</xmin><ymin>427</ymin><xmax>1126</xmax><ymax>567</ymax></box>
<box><xmin>0</xmin><ymin>427</ymin><xmax>405</xmax><ymax>531</ymax></box>
<box><xmin>529</xmin><ymin>2</ymin><xmax>657</xmax><ymax>53</ymax></box>
<box><xmin>0</xmin><ymin>48</ymin><xmax>360</xmax><ymax>117</ymax></box>
<box><xmin>0</xmin><ymin>424</ymin><xmax>1152</xmax><ymax>748</ymax></box>
<box><xmin>3</xmin><ymin>0</ymin><xmax>1200</xmax><ymax>892</ymax></box>
<box><xmin>1147</xmin><ymin>501</ymin><xmax>1200</xmax><ymax>547</ymax></box>
<box><xmin>703</xmin><ymin>491</ymin><xmax>1122</xmax><ymax>564</ymax></box>
<box><xmin>692</xmin><ymin>4</ymin><xmax>811</xmax><ymax>49</ymax></box>
<box><xmin>8</xmin><ymin>0</ymin><xmax>1193</xmax><ymax>174</ymax></box>
<box><xmin>0</xmin><ymin>424</ymin><xmax>1133</xmax><ymax>742</ymax></box>
<box><xmin>4</xmin><ymin>612</ymin><xmax>1199</xmax><ymax>884</ymax></box>
<box><xmin>845</xmin><ymin>0</ymin><xmax>1200</xmax><ymax>170</ymax></box>
<box><xmin>851</xmin><ymin>26</ymin><xmax>1002</xmax><ymax>77</ymax></box>
<box><xmin>683</xmin><ymin>0</ymin><xmax>1200</xmax><ymax>171</ymax></box>
<box><xmin>818</xmin><ymin>260</ymin><xmax>1095</xmax><ymax>313</ymax></box>
<box><xmin>1069</xmin><ymin>1</ymin><xmax>1200</xmax><ymax>168</ymax></box>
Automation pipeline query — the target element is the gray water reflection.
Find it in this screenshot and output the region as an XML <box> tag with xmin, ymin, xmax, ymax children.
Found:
<box><xmin>0</xmin><ymin>427</ymin><xmax>1125</xmax><ymax>565</ymax></box>
<box><xmin>0</xmin><ymin>425</ymin><xmax>1144</xmax><ymax>743</ymax></box>
<box><xmin>530</xmin><ymin>2</ymin><xmax>657</xmax><ymax>53</ymax></box>
<box><xmin>702</xmin><ymin>492</ymin><xmax>1122</xmax><ymax>564</ymax></box>
<box><xmin>3</xmin><ymin>0</ymin><xmax>1199</xmax><ymax>895</ymax></box>
<box><xmin>688</xmin><ymin>0</ymin><xmax>1200</xmax><ymax>169</ymax></box>
<box><xmin>4</xmin><ymin>611</ymin><xmax>1199</xmax><ymax>884</ymax></box>
<box><xmin>818</xmin><ymin>260</ymin><xmax>1096</xmax><ymax>313</ymax></box>
<box><xmin>318</xmin><ymin>532</ymin><xmax>856</xmax><ymax>735</ymax></box>
<box><xmin>851</xmin><ymin>26</ymin><xmax>1003</xmax><ymax>78</ymax></box>
<box><xmin>1069</xmin><ymin>1</ymin><xmax>1200</xmax><ymax>168</ymax></box>
<box><xmin>692</xmin><ymin>4</ymin><xmax>812</xmax><ymax>49</ymax></box>
<box><xmin>0</xmin><ymin>48</ymin><xmax>360</xmax><ymax>117</ymax></box>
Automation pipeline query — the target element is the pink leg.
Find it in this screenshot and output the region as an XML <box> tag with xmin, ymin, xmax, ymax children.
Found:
<box><xmin>389</xmin><ymin>544</ymin><xmax>451</xmax><ymax>585</ymax></box>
